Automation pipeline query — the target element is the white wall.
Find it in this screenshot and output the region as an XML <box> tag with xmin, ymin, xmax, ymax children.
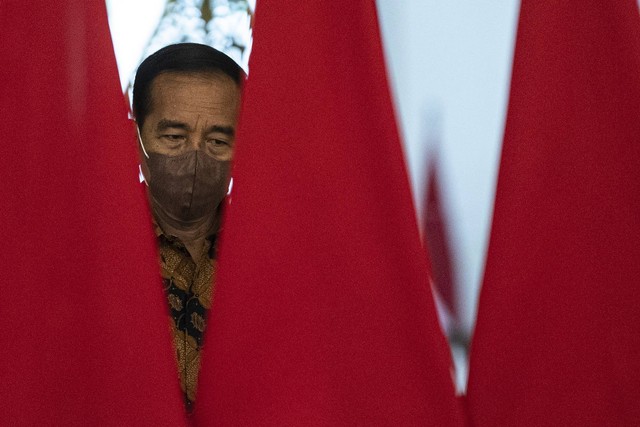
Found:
<box><xmin>106</xmin><ymin>0</ymin><xmax>166</xmax><ymax>91</ymax></box>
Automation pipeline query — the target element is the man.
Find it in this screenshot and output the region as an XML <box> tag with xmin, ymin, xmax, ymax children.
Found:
<box><xmin>132</xmin><ymin>43</ymin><xmax>243</xmax><ymax>412</ymax></box>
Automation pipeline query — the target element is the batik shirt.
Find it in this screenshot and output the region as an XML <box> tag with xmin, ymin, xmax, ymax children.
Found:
<box><xmin>155</xmin><ymin>224</ymin><xmax>216</xmax><ymax>413</ymax></box>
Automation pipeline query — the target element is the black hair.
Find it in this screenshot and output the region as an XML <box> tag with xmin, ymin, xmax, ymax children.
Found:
<box><xmin>132</xmin><ymin>43</ymin><xmax>244</xmax><ymax>128</ymax></box>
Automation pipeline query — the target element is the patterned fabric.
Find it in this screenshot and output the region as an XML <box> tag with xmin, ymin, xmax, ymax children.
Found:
<box><xmin>155</xmin><ymin>225</ymin><xmax>216</xmax><ymax>413</ymax></box>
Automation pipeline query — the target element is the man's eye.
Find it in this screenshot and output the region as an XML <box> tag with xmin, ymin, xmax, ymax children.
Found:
<box><xmin>209</xmin><ymin>139</ymin><xmax>229</xmax><ymax>146</ymax></box>
<box><xmin>163</xmin><ymin>135</ymin><xmax>186</xmax><ymax>142</ymax></box>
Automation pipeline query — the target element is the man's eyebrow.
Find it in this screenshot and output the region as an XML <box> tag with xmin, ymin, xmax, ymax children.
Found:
<box><xmin>206</xmin><ymin>125</ymin><xmax>235</xmax><ymax>137</ymax></box>
<box><xmin>156</xmin><ymin>119</ymin><xmax>191</xmax><ymax>132</ymax></box>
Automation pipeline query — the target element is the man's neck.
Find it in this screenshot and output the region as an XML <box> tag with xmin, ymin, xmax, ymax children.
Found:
<box><xmin>150</xmin><ymin>198</ymin><xmax>219</xmax><ymax>262</ymax></box>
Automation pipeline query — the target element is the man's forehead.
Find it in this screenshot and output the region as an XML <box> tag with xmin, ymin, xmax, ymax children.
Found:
<box><xmin>150</xmin><ymin>71</ymin><xmax>236</xmax><ymax>93</ymax></box>
<box><xmin>154</xmin><ymin>118</ymin><xmax>236</xmax><ymax>137</ymax></box>
<box><xmin>141</xmin><ymin>70</ymin><xmax>241</xmax><ymax>132</ymax></box>
<box><xmin>146</xmin><ymin>71</ymin><xmax>240</xmax><ymax>115</ymax></box>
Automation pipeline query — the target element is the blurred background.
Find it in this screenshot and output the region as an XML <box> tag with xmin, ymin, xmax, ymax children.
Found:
<box><xmin>105</xmin><ymin>0</ymin><xmax>521</xmax><ymax>391</ymax></box>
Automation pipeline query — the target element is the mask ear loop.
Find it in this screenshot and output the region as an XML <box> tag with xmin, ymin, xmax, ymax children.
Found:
<box><xmin>136</xmin><ymin>125</ymin><xmax>150</xmax><ymax>185</ymax></box>
<box><xmin>136</xmin><ymin>125</ymin><xmax>150</xmax><ymax>159</ymax></box>
<box><xmin>227</xmin><ymin>177</ymin><xmax>233</xmax><ymax>195</ymax></box>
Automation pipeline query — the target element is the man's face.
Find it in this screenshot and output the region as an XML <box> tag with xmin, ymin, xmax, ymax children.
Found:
<box><xmin>139</xmin><ymin>71</ymin><xmax>241</xmax><ymax>178</ymax></box>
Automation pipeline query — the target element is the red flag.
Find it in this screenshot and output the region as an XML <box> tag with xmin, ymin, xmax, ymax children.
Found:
<box><xmin>467</xmin><ymin>1</ymin><xmax>640</xmax><ymax>425</ymax></box>
<box><xmin>194</xmin><ymin>1</ymin><xmax>464</xmax><ymax>425</ymax></box>
<box><xmin>423</xmin><ymin>157</ymin><xmax>458</xmax><ymax>328</ymax></box>
<box><xmin>0</xmin><ymin>3</ymin><xmax>186</xmax><ymax>425</ymax></box>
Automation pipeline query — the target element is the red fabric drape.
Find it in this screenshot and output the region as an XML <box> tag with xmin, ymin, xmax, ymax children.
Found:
<box><xmin>423</xmin><ymin>158</ymin><xmax>457</xmax><ymax>325</ymax></box>
<box><xmin>0</xmin><ymin>3</ymin><xmax>186</xmax><ymax>425</ymax></box>
<box><xmin>193</xmin><ymin>1</ymin><xmax>464</xmax><ymax>425</ymax></box>
<box><xmin>467</xmin><ymin>1</ymin><xmax>640</xmax><ymax>425</ymax></box>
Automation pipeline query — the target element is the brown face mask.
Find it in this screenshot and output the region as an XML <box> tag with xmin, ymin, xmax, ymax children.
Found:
<box><xmin>145</xmin><ymin>149</ymin><xmax>230</xmax><ymax>224</ymax></box>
